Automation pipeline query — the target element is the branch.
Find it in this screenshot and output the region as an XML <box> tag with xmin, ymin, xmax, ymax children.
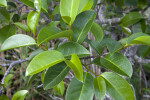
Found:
<box><xmin>95</xmin><ymin>18</ymin><xmax>121</xmax><ymax>24</ymax></box>
<box><xmin>0</xmin><ymin>58</ymin><xmax>29</xmax><ymax>95</ymax></box>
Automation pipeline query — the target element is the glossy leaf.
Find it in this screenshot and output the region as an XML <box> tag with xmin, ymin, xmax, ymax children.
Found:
<box><xmin>72</xmin><ymin>10</ymin><xmax>96</xmax><ymax>43</ymax></box>
<box><xmin>20</xmin><ymin>0</ymin><xmax>34</xmax><ymax>8</ymax></box>
<box><xmin>91</xmin><ymin>22</ymin><xmax>103</xmax><ymax>42</ymax></box>
<box><xmin>93</xmin><ymin>77</ymin><xmax>106</xmax><ymax>100</ymax></box>
<box><xmin>0</xmin><ymin>0</ymin><xmax>7</xmax><ymax>7</ymax></box>
<box><xmin>65</xmin><ymin>54</ymin><xmax>83</xmax><ymax>82</ymax></box>
<box><xmin>138</xmin><ymin>0</ymin><xmax>147</xmax><ymax>9</ymax></box>
<box><xmin>100</xmin><ymin>53</ymin><xmax>133</xmax><ymax>77</ymax></box>
<box><xmin>29</xmin><ymin>49</ymin><xmax>44</xmax><ymax>60</ymax></box>
<box><xmin>0</xmin><ymin>34</ymin><xmax>36</xmax><ymax>52</ymax></box>
<box><xmin>0</xmin><ymin>7</ymin><xmax>10</xmax><ymax>23</ymax></box>
<box><xmin>101</xmin><ymin>72</ymin><xmax>134</xmax><ymax>100</ymax></box>
<box><xmin>26</xmin><ymin>50</ymin><xmax>65</xmax><ymax>76</ymax></box>
<box><xmin>44</xmin><ymin>62</ymin><xmax>70</xmax><ymax>90</ymax></box>
<box><xmin>12</xmin><ymin>90</ymin><xmax>28</xmax><ymax>100</ymax></box>
<box><xmin>53</xmin><ymin>81</ymin><xmax>65</xmax><ymax>96</ymax></box>
<box><xmin>27</xmin><ymin>0</ymin><xmax>41</xmax><ymax>34</ymax></box>
<box><xmin>14</xmin><ymin>22</ymin><xmax>30</xmax><ymax>32</ymax></box>
<box><xmin>57</xmin><ymin>42</ymin><xmax>90</xmax><ymax>58</ymax></box>
<box><xmin>120</xmin><ymin>12</ymin><xmax>143</xmax><ymax>27</ymax></box>
<box><xmin>121</xmin><ymin>26</ymin><xmax>131</xmax><ymax>36</ymax></box>
<box><xmin>0</xmin><ymin>25</ymin><xmax>16</xmax><ymax>45</ymax></box>
<box><xmin>66</xmin><ymin>72</ymin><xmax>94</xmax><ymax>100</ymax></box>
<box><xmin>130</xmin><ymin>36</ymin><xmax>150</xmax><ymax>46</ymax></box>
<box><xmin>37</xmin><ymin>26</ymin><xmax>73</xmax><ymax>45</ymax></box>
<box><xmin>60</xmin><ymin>0</ymin><xmax>80</xmax><ymax>25</ymax></box>
<box><xmin>47</xmin><ymin>21</ymin><xmax>60</xmax><ymax>27</ymax></box>
<box><xmin>78</xmin><ymin>0</ymin><xmax>94</xmax><ymax>14</ymax></box>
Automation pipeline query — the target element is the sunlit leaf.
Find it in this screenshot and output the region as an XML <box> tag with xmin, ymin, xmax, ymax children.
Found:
<box><xmin>12</xmin><ymin>90</ymin><xmax>28</xmax><ymax>100</ymax></box>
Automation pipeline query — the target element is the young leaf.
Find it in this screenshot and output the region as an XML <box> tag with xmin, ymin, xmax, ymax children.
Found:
<box><xmin>101</xmin><ymin>72</ymin><xmax>134</xmax><ymax>100</ymax></box>
<box><xmin>120</xmin><ymin>12</ymin><xmax>143</xmax><ymax>27</ymax></box>
<box><xmin>0</xmin><ymin>25</ymin><xmax>16</xmax><ymax>45</ymax></box>
<box><xmin>65</xmin><ymin>72</ymin><xmax>94</xmax><ymax>100</ymax></box>
<box><xmin>100</xmin><ymin>53</ymin><xmax>133</xmax><ymax>77</ymax></box>
<box><xmin>14</xmin><ymin>22</ymin><xmax>30</xmax><ymax>32</ymax></box>
<box><xmin>37</xmin><ymin>26</ymin><xmax>73</xmax><ymax>45</ymax></box>
<box><xmin>72</xmin><ymin>10</ymin><xmax>96</xmax><ymax>43</ymax></box>
<box><xmin>57</xmin><ymin>42</ymin><xmax>90</xmax><ymax>58</ymax></box>
<box><xmin>93</xmin><ymin>77</ymin><xmax>106</xmax><ymax>100</ymax></box>
<box><xmin>65</xmin><ymin>54</ymin><xmax>83</xmax><ymax>82</ymax></box>
<box><xmin>53</xmin><ymin>81</ymin><xmax>65</xmax><ymax>96</ymax></box>
<box><xmin>12</xmin><ymin>90</ymin><xmax>28</xmax><ymax>100</ymax></box>
<box><xmin>77</xmin><ymin>0</ymin><xmax>94</xmax><ymax>14</ymax></box>
<box><xmin>0</xmin><ymin>0</ymin><xmax>7</xmax><ymax>7</ymax></box>
<box><xmin>27</xmin><ymin>0</ymin><xmax>41</xmax><ymax>34</ymax></box>
<box><xmin>0</xmin><ymin>7</ymin><xmax>10</xmax><ymax>23</ymax></box>
<box><xmin>60</xmin><ymin>0</ymin><xmax>80</xmax><ymax>25</ymax></box>
<box><xmin>47</xmin><ymin>21</ymin><xmax>60</xmax><ymax>27</ymax></box>
<box><xmin>91</xmin><ymin>22</ymin><xmax>103</xmax><ymax>42</ymax></box>
<box><xmin>44</xmin><ymin>62</ymin><xmax>70</xmax><ymax>90</ymax></box>
<box><xmin>0</xmin><ymin>34</ymin><xmax>36</xmax><ymax>52</ymax></box>
<box><xmin>26</xmin><ymin>50</ymin><xmax>65</xmax><ymax>76</ymax></box>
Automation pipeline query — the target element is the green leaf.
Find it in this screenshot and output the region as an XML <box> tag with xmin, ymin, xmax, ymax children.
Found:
<box><xmin>0</xmin><ymin>34</ymin><xmax>36</xmax><ymax>52</ymax></box>
<box><xmin>44</xmin><ymin>62</ymin><xmax>70</xmax><ymax>90</ymax></box>
<box><xmin>47</xmin><ymin>21</ymin><xmax>60</xmax><ymax>27</ymax></box>
<box><xmin>127</xmin><ymin>32</ymin><xmax>148</xmax><ymax>44</ymax></box>
<box><xmin>132</xmin><ymin>23</ymin><xmax>143</xmax><ymax>34</ymax></box>
<box><xmin>0</xmin><ymin>25</ymin><xmax>16</xmax><ymax>45</ymax></box>
<box><xmin>27</xmin><ymin>0</ymin><xmax>41</xmax><ymax>34</ymax></box>
<box><xmin>101</xmin><ymin>72</ymin><xmax>134</xmax><ymax>100</ymax></box>
<box><xmin>20</xmin><ymin>0</ymin><xmax>34</xmax><ymax>8</ymax></box>
<box><xmin>120</xmin><ymin>12</ymin><xmax>143</xmax><ymax>27</ymax></box>
<box><xmin>121</xmin><ymin>26</ymin><xmax>131</xmax><ymax>36</ymax></box>
<box><xmin>93</xmin><ymin>77</ymin><xmax>106</xmax><ymax>100</ymax></box>
<box><xmin>60</xmin><ymin>0</ymin><xmax>80</xmax><ymax>25</ymax></box>
<box><xmin>41</xmin><ymin>0</ymin><xmax>48</xmax><ymax>12</ymax></box>
<box><xmin>41</xmin><ymin>71</ymin><xmax>45</xmax><ymax>84</ymax></box>
<box><xmin>91</xmin><ymin>22</ymin><xmax>103</xmax><ymax>42</ymax></box>
<box><xmin>72</xmin><ymin>10</ymin><xmax>96</xmax><ymax>43</ymax></box>
<box><xmin>65</xmin><ymin>54</ymin><xmax>83</xmax><ymax>82</ymax></box>
<box><xmin>0</xmin><ymin>95</ymin><xmax>9</xmax><ymax>100</ymax></box>
<box><xmin>57</xmin><ymin>42</ymin><xmax>90</xmax><ymax>58</ymax></box>
<box><xmin>100</xmin><ymin>53</ymin><xmax>133</xmax><ymax>77</ymax></box>
<box><xmin>12</xmin><ymin>90</ymin><xmax>28</xmax><ymax>100</ymax></box>
<box><xmin>66</xmin><ymin>72</ymin><xmax>94</xmax><ymax>100</ymax></box>
<box><xmin>129</xmin><ymin>36</ymin><xmax>150</xmax><ymax>46</ymax></box>
<box><xmin>0</xmin><ymin>0</ymin><xmax>7</xmax><ymax>7</ymax></box>
<box><xmin>85</xmin><ymin>39</ymin><xmax>103</xmax><ymax>55</ymax></box>
<box><xmin>0</xmin><ymin>7</ymin><xmax>10</xmax><ymax>23</ymax></box>
<box><xmin>37</xmin><ymin>26</ymin><xmax>73</xmax><ymax>45</ymax></box>
<box><xmin>138</xmin><ymin>0</ymin><xmax>147</xmax><ymax>9</ymax></box>
<box><xmin>26</xmin><ymin>74</ymin><xmax>38</xmax><ymax>89</ymax></box>
<box><xmin>26</xmin><ymin>50</ymin><xmax>65</xmax><ymax>76</ymax></box>
<box><xmin>4</xmin><ymin>74</ymin><xmax>13</xmax><ymax>87</ymax></box>
<box><xmin>100</xmin><ymin>38</ymin><xmax>123</xmax><ymax>53</ymax></box>
<box><xmin>78</xmin><ymin>0</ymin><xmax>94</xmax><ymax>14</ymax></box>
<box><xmin>53</xmin><ymin>81</ymin><xmax>65</xmax><ymax>96</ymax></box>
<box><xmin>29</xmin><ymin>49</ymin><xmax>44</xmax><ymax>60</ymax></box>
<box><xmin>14</xmin><ymin>22</ymin><xmax>30</xmax><ymax>32</ymax></box>
<box><xmin>138</xmin><ymin>45</ymin><xmax>150</xmax><ymax>58</ymax></box>
<box><xmin>52</xmin><ymin>5</ymin><xmax>60</xmax><ymax>15</ymax></box>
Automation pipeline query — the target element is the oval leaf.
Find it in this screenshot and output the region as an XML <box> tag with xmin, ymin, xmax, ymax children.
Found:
<box><xmin>0</xmin><ymin>0</ymin><xmax>7</xmax><ymax>7</ymax></box>
<box><xmin>93</xmin><ymin>76</ymin><xmax>106</xmax><ymax>100</ymax></box>
<box><xmin>91</xmin><ymin>22</ymin><xmax>103</xmax><ymax>42</ymax></box>
<box><xmin>100</xmin><ymin>53</ymin><xmax>133</xmax><ymax>77</ymax></box>
<box><xmin>71</xmin><ymin>10</ymin><xmax>96</xmax><ymax>43</ymax></box>
<box><xmin>0</xmin><ymin>34</ymin><xmax>36</xmax><ymax>52</ymax></box>
<box><xmin>130</xmin><ymin>36</ymin><xmax>150</xmax><ymax>46</ymax></box>
<box><xmin>0</xmin><ymin>7</ymin><xmax>10</xmax><ymax>23</ymax></box>
<box><xmin>12</xmin><ymin>90</ymin><xmax>28</xmax><ymax>100</ymax></box>
<box><xmin>60</xmin><ymin>0</ymin><xmax>80</xmax><ymax>25</ymax></box>
<box><xmin>14</xmin><ymin>22</ymin><xmax>30</xmax><ymax>32</ymax></box>
<box><xmin>26</xmin><ymin>50</ymin><xmax>65</xmax><ymax>76</ymax></box>
<box><xmin>65</xmin><ymin>54</ymin><xmax>83</xmax><ymax>82</ymax></box>
<box><xmin>120</xmin><ymin>12</ymin><xmax>143</xmax><ymax>27</ymax></box>
<box><xmin>66</xmin><ymin>72</ymin><xmax>94</xmax><ymax>100</ymax></box>
<box><xmin>57</xmin><ymin>42</ymin><xmax>90</xmax><ymax>58</ymax></box>
<box><xmin>101</xmin><ymin>72</ymin><xmax>134</xmax><ymax>100</ymax></box>
<box><xmin>37</xmin><ymin>26</ymin><xmax>73</xmax><ymax>45</ymax></box>
<box><xmin>44</xmin><ymin>62</ymin><xmax>70</xmax><ymax>90</ymax></box>
<box><xmin>53</xmin><ymin>81</ymin><xmax>65</xmax><ymax>96</ymax></box>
